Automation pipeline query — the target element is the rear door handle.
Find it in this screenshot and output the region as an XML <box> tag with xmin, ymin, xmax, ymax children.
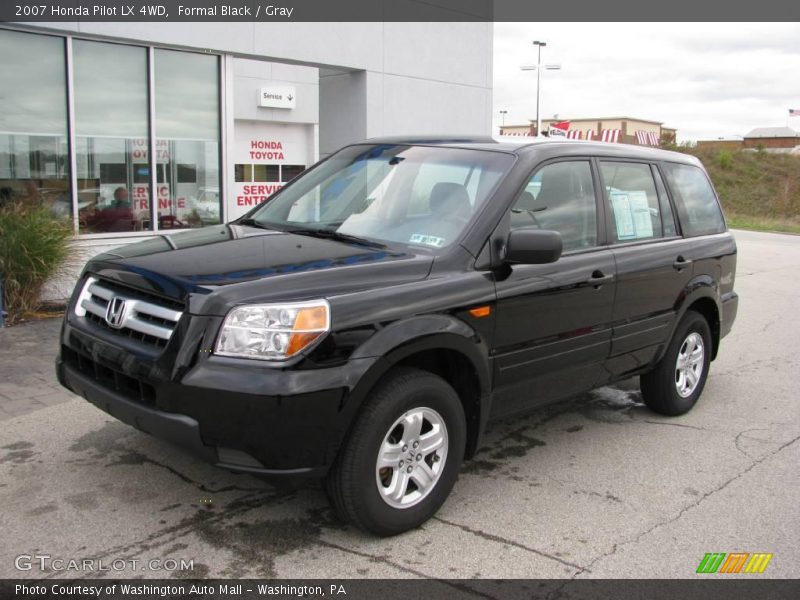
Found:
<box><xmin>673</xmin><ymin>256</ymin><xmax>693</xmax><ymax>271</ymax></box>
<box><xmin>587</xmin><ymin>270</ymin><xmax>614</xmax><ymax>288</ymax></box>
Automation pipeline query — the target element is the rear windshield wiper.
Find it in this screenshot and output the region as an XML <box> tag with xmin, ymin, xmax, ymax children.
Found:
<box><xmin>287</xmin><ymin>227</ymin><xmax>386</xmax><ymax>249</ymax></box>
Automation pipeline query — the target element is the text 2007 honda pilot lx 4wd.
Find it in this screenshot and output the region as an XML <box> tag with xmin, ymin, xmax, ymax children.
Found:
<box><xmin>57</xmin><ymin>137</ymin><xmax>738</xmax><ymax>535</ymax></box>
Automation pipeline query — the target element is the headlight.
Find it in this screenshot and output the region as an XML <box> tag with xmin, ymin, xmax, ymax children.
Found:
<box><xmin>215</xmin><ymin>300</ymin><xmax>330</xmax><ymax>361</ymax></box>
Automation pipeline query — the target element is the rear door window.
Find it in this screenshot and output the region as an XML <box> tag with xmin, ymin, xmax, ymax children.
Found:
<box><xmin>661</xmin><ymin>162</ymin><xmax>726</xmax><ymax>237</ymax></box>
<box><xmin>599</xmin><ymin>161</ymin><xmax>666</xmax><ymax>243</ymax></box>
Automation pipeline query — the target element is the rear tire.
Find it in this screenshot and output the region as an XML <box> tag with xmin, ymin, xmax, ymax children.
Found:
<box><xmin>641</xmin><ymin>310</ymin><xmax>712</xmax><ymax>416</ymax></box>
<box><xmin>326</xmin><ymin>367</ymin><xmax>466</xmax><ymax>536</ymax></box>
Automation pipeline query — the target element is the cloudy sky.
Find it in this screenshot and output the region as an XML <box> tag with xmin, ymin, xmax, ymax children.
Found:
<box><xmin>493</xmin><ymin>23</ymin><xmax>800</xmax><ymax>141</ymax></box>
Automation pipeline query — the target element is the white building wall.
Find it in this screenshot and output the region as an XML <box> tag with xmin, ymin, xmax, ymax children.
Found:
<box><xmin>28</xmin><ymin>22</ymin><xmax>493</xmax><ymax>150</ymax></box>
<box><xmin>228</xmin><ymin>57</ymin><xmax>318</xmax><ymax>219</ymax></box>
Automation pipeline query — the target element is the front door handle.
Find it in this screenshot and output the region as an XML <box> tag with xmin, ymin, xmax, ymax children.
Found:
<box><xmin>587</xmin><ymin>270</ymin><xmax>614</xmax><ymax>288</ymax></box>
<box><xmin>673</xmin><ymin>255</ymin><xmax>693</xmax><ymax>271</ymax></box>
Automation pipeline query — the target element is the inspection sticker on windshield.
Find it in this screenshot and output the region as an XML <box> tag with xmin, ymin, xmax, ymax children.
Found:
<box><xmin>410</xmin><ymin>234</ymin><xmax>446</xmax><ymax>247</ymax></box>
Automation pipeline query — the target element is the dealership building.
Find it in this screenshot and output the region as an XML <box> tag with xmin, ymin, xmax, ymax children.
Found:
<box><xmin>0</xmin><ymin>22</ymin><xmax>493</xmax><ymax>297</ymax></box>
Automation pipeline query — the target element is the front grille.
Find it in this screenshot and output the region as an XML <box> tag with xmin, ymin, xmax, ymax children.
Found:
<box><xmin>74</xmin><ymin>276</ymin><xmax>183</xmax><ymax>349</ymax></box>
<box><xmin>62</xmin><ymin>347</ymin><xmax>156</xmax><ymax>407</ymax></box>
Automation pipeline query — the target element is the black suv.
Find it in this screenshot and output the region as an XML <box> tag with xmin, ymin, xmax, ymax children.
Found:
<box><xmin>57</xmin><ymin>137</ymin><xmax>738</xmax><ymax>535</ymax></box>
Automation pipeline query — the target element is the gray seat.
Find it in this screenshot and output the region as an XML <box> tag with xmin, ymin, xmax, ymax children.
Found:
<box><xmin>516</xmin><ymin>191</ymin><xmax>537</xmax><ymax>211</ymax></box>
<box><xmin>531</xmin><ymin>164</ymin><xmax>596</xmax><ymax>249</ymax></box>
<box><xmin>511</xmin><ymin>190</ymin><xmax>541</xmax><ymax>228</ymax></box>
<box><xmin>536</xmin><ymin>167</ymin><xmax>574</xmax><ymax>208</ymax></box>
<box><xmin>429</xmin><ymin>182</ymin><xmax>471</xmax><ymax>220</ymax></box>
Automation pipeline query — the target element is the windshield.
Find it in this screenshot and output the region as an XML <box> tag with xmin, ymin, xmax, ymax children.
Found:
<box><xmin>243</xmin><ymin>144</ymin><xmax>514</xmax><ymax>250</ymax></box>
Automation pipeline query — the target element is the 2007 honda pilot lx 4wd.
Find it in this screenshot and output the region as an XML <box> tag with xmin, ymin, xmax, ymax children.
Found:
<box><xmin>57</xmin><ymin>137</ymin><xmax>738</xmax><ymax>535</ymax></box>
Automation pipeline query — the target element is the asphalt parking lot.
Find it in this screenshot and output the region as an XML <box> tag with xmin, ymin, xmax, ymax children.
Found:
<box><xmin>0</xmin><ymin>228</ymin><xmax>798</xmax><ymax>580</ymax></box>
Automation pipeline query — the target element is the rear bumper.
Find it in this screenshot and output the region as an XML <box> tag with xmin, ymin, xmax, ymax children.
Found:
<box><xmin>59</xmin><ymin>360</ymin><xmax>329</xmax><ymax>477</ymax></box>
<box><xmin>720</xmin><ymin>291</ymin><xmax>739</xmax><ymax>339</ymax></box>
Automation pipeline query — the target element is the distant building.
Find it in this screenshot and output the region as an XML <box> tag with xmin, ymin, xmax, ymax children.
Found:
<box><xmin>499</xmin><ymin>116</ymin><xmax>677</xmax><ymax>146</ymax></box>
<box><xmin>697</xmin><ymin>126</ymin><xmax>800</xmax><ymax>152</ymax></box>
<box><xmin>743</xmin><ymin>127</ymin><xmax>800</xmax><ymax>149</ymax></box>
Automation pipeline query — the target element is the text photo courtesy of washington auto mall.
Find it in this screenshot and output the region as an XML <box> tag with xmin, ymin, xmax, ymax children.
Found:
<box><xmin>0</xmin><ymin>2</ymin><xmax>799</xmax><ymax>599</ymax></box>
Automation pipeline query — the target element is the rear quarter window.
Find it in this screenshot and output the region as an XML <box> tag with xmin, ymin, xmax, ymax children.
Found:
<box><xmin>662</xmin><ymin>162</ymin><xmax>726</xmax><ymax>237</ymax></box>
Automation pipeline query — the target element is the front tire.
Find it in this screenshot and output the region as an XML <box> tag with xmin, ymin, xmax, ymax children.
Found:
<box><xmin>326</xmin><ymin>367</ymin><xmax>466</xmax><ymax>536</ymax></box>
<box><xmin>640</xmin><ymin>310</ymin><xmax>712</xmax><ymax>416</ymax></box>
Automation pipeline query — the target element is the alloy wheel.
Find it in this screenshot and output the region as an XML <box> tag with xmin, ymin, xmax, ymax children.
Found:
<box><xmin>675</xmin><ymin>332</ymin><xmax>705</xmax><ymax>398</ymax></box>
<box><xmin>375</xmin><ymin>407</ymin><xmax>448</xmax><ymax>509</ymax></box>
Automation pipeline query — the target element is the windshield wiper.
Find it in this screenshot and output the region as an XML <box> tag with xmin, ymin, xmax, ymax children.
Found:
<box><xmin>237</xmin><ymin>218</ymin><xmax>276</xmax><ymax>231</ymax></box>
<box><xmin>287</xmin><ymin>227</ymin><xmax>386</xmax><ymax>249</ymax></box>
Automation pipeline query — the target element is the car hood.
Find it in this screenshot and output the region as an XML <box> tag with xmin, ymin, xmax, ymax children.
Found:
<box><xmin>85</xmin><ymin>224</ymin><xmax>433</xmax><ymax>314</ymax></box>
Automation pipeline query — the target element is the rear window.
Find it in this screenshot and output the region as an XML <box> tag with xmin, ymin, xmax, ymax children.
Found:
<box><xmin>662</xmin><ymin>163</ymin><xmax>726</xmax><ymax>237</ymax></box>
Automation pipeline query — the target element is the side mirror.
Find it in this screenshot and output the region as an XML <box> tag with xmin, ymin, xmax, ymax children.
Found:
<box><xmin>505</xmin><ymin>228</ymin><xmax>562</xmax><ymax>264</ymax></box>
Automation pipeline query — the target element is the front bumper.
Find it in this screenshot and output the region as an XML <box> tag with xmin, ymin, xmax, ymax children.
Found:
<box><xmin>61</xmin><ymin>361</ymin><xmax>219</xmax><ymax>464</ymax></box>
<box><xmin>57</xmin><ymin>316</ymin><xmax>378</xmax><ymax>477</ymax></box>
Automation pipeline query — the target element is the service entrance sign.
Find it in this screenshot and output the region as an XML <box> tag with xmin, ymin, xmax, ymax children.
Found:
<box><xmin>229</xmin><ymin>121</ymin><xmax>313</xmax><ymax>220</ymax></box>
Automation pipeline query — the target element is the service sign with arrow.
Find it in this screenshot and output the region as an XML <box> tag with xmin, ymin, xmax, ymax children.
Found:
<box><xmin>259</xmin><ymin>86</ymin><xmax>296</xmax><ymax>109</ymax></box>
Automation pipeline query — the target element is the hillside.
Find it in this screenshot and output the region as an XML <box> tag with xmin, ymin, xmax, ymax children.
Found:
<box><xmin>679</xmin><ymin>146</ymin><xmax>800</xmax><ymax>233</ymax></box>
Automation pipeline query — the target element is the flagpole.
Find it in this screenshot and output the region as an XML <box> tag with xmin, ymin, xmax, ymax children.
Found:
<box><xmin>535</xmin><ymin>41</ymin><xmax>544</xmax><ymax>136</ymax></box>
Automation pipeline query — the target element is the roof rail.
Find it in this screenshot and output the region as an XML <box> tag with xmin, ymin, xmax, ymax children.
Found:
<box><xmin>360</xmin><ymin>135</ymin><xmax>497</xmax><ymax>145</ymax></box>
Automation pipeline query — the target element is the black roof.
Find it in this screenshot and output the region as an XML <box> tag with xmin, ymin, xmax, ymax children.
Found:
<box><xmin>357</xmin><ymin>135</ymin><xmax>700</xmax><ymax>166</ymax></box>
<box><xmin>361</xmin><ymin>135</ymin><xmax>497</xmax><ymax>145</ymax></box>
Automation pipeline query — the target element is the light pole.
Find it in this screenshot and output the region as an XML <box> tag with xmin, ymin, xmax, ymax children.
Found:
<box><xmin>520</xmin><ymin>41</ymin><xmax>561</xmax><ymax>136</ymax></box>
<box><xmin>499</xmin><ymin>109</ymin><xmax>508</xmax><ymax>132</ymax></box>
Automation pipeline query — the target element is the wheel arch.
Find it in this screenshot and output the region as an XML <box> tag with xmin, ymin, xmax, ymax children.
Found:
<box><xmin>669</xmin><ymin>275</ymin><xmax>722</xmax><ymax>361</ymax></box>
<box><xmin>389</xmin><ymin>344</ymin><xmax>487</xmax><ymax>460</ymax></box>
<box><xmin>326</xmin><ymin>315</ymin><xmax>492</xmax><ymax>465</ymax></box>
<box><xmin>685</xmin><ymin>296</ymin><xmax>720</xmax><ymax>360</ymax></box>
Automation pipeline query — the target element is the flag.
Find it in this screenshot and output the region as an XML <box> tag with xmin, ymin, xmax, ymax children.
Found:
<box><xmin>550</xmin><ymin>121</ymin><xmax>570</xmax><ymax>131</ymax></box>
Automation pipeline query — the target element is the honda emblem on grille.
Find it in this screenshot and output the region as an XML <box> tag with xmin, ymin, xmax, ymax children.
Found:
<box><xmin>105</xmin><ymin>296</ymin><xmax>127</xmax><ymax>329</ymax></box>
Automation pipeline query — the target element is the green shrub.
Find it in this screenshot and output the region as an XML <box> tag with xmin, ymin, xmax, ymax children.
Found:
<box><xmin>0</xmin><ymin>203</ymin><xmax>72</xmax><ymax>322</ymax></box>
<box><xmin>718</xmin><ymin>150</ymin><xmax>733</xmax><ymax>170</ymax></box>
